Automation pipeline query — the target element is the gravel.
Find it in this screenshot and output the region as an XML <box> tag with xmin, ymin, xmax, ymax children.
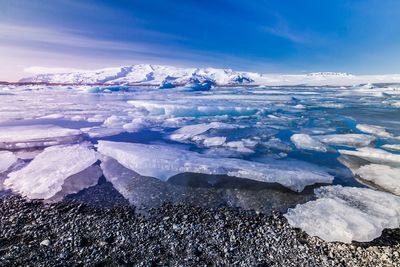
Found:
<box><xmin>0</xmin><ymin>196</ymin><xmax>399</xmax><ymax>267</ymax></box>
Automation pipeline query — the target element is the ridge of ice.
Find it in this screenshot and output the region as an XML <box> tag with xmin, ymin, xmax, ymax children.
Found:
<box><xmin>285</xmin><ymin>185</ymin><xmax>400</xmax><ymax>243</ymax></box>
<box><xmin>97</xmin><ymin>141</ymin><xmax>333</xmax><ymax>192</ymax></box>
<box><xmin>5</xmin><ymin>144</ymin><xmax>98</xmax><ymax>199</ymax></box>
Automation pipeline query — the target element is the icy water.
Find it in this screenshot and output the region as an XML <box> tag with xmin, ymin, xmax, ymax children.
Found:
<box><xmin>0</xmin><ymin>84</ymin><xmax>400</xmax><ymax>215</ymax></box>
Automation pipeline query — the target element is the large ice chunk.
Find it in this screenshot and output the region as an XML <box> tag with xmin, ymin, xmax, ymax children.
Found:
<box><xmin>316</xmin><ymin>134</ymin><xmax>375</xmax><ymax>147</ymax></box>
<box><xmin>5</xmin><ymin>144</ymin><xmax>98</xmax><ymax>199</ymax></box>
<box><xmin>170</xmin><ymin>122</ymin><xmax>237</xmax><ymax>142</ymax></box>
<box><xmin>356</xmin><ymin>124</ymin><xmax>395</xmax><ymax>139</ymax></box>
<box><xmin>0</xmin><ymin>125</ymin><xmax>82</xmax><ymax>149</ymax></box>
<box><xmin>0</xmin><ymin>151</ymin><xmax>17</xmax><ymax>173</ymax></box>
<box><xmin>354</xmin><ymin>164</ymin><xmax>400</xmax><ymax>196</ymax></box>
<box><xmin>291</xmin><ymin>134</ymin><xmax>328</xmax><ymax>152</ymax></box>
<box><xmin>97</xmin><ymin>141</ymin><xmax>333</xmax><ymax>192</ymax></box>
<box><xmin>285</xmin><ymin>185</ymin><xmax>400</xmax><ymax>243</ymax></box>
<box><xmin>381</xmin><ymin>144</ymin><xmax>400</xmax><ymax>152</ymax></box>
<box><xmin>339</xmin><ymin>147</ymin><xmax>400</xmax><ymax>167</ymax></box>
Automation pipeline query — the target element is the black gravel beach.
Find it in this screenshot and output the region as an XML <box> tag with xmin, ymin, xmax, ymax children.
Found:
<box><xmin>0</xmin><ymin>196</ymin><xmax>399</xmax><ymax>267</ymax></box>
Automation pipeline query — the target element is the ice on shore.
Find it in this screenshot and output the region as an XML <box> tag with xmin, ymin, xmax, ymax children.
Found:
<box><xmin>0</xmin><ymin>151</ymin><xmax>17</xmax><ymax>173</ymax></box>
<box><xmin>5</xmin><ymin>144</ymin><xmax>98</xmax><ymax>199</ymax></box>
<box><xmin>354</xmin><ymin>164</ymin><xmax>400</xmax><ymax>196</ymax></box>
<box><xmin>291</xmin><ymin>134</ymin><xmax>328</xmax><ymax>152</ymax></box>
<box><xmin>316</xmin><ymin>134</ymin><xmax>375</xmax><ymax>147</ymax></box>
<box><xmin>0</xmin><ymin>125</ymin><xmax>82</xmax><ymax>149</ymax></box>
<box><xmin>97</xmin><ymin>141</ymin><xmax>333</xmax><ymax>192</ymax></box>
<box><xmin>285</xmin><ymin>185</ymin><xmax>400</xmax><ymax>243</ymax></box>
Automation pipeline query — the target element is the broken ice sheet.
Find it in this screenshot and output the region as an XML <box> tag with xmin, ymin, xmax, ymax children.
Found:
<box><xmin>0</xmin><ymin>151</ymin><xmax>17</xmax><ymax>173</ymax></box>
<box><xmin>0</xmin><ymin>125</ymin><xmax>82</xmax><ymax>149</ymax></box>
<box><xmin>285</xmin><ymin>185</ymin><xmax>400</xmax><ymax>243</ymax></box>
<box><xmin>5</xmin><ymin>144</ymin><xmax>98</xmax><ymax>200</ymax></box>
<box><xmin>97</xmin><ymin>141</ymin><xmax>333</xmax><ymax>192</ymax></box>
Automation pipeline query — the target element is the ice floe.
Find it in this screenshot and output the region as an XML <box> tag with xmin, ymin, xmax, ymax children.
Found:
<box><xmin>285</xmin><ymin>185</ymin><xmax>400</xmax><ymax>243</ymax></box>
<box><xmin>0</xmin><ymin>125</ymin><xmax>82</xmax><ymax>149</ymax></box>
<box><xmin>291</xmin><ymin>134</ymin><xmax>328</xmax><ymax>152</ymax></box>
<box><xmin>170</xmin><ymin>122</ymin><xmax>238</xmax><ymax>142</ymax></box>
<box><xmin>0</xmin><ymin>151</ymin><xmax>17</xmax><ymax>173</ymax></box>
<box><xmin>97</xmin><ymin>141</ymin><xmax>333</xmax><ymax>192</ymax></box>
<box><xmin>339</xmin><ymin>147</ymin><xmax>400</xmax><ymax>167</ymax></box>
<box><xmin>5</xmin><ymin>144</ymin><xmax>98</xmax><ymax>199</ymax></box>
<box><xmin>381</xmin><ymin>144</ymin><xmax>400</xmax><ymax>152</ymax></box>
<box><xmin>354</xmin><ymin>164</ymin><xmax>400</xmax><ymax>196</ymax></box>
<box><xmin>316</xmin><ymin>134</ymin><xmax>376</xmax><ymax>147</ymax></box>
<box><xmin>356</xmin><ymin>124</ymin><xmax>395</xmax><ymax>139</ymax></box>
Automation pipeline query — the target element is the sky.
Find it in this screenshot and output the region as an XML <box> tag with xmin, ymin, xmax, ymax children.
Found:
<box><xmin>1</xmin><ymin>0</ymin><xmax>400</xmax><ymax>81</ymax></box>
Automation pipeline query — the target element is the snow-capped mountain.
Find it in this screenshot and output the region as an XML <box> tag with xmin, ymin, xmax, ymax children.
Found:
<box><xmin>19</xmin><ymin>64</ymin><xmax>400</xmax><ymax>87</ymax></box>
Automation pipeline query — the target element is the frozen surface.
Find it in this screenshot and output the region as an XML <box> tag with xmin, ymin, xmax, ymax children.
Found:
<box><xmin>291</xmin><ymin>134</ymin><xmax>328</xmax><ymax>152</ymax></box>
<box><xmin>354</xmin><ymin>164</ymin><xmax>400</xmax><ymax>196</ymax></box>
<box><xmin>382</xmin><ymin>144</ymin><xmax>400</xmax><ymax>152</ymax></box>
<box><xmin>0</xmin><ymin>151</ymin><xmax>17</xmax><ymax>173</ymax></box>
<box><xmin>5</xmin><ymin>144</ymin><xmax>98</xmax><ymax>199</ymax></box>
<box><xmin>0</xmin><ymin>125</ymin><xmax>82</xmax><ymax>149</ymax></box>
<box><xmin>285</xmin><ymin>186</ymin><xmax>400</xmax><ymax>243</ymax></box>
<box><xmin>97</xmin><ymin>141</ymin><xmax>333</xmax><ymax>192</ymax></box>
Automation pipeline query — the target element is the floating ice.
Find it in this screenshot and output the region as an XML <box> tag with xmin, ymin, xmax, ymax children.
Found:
<box><xmin>97</xmin><ymin>141</ymin><xmax>333</xmax><ymax>192</ymax></box>
<box><xmin>203</xmin><ymin>136</ymin><xmax>226</xmax><ymax>147</ymax></box>
<box><xmin>0</xmin><ymin>125</ymin><xmax>82</xmax><ymax>149</ymax></box>
<box><xmin>0</xmin><ymin>151</ymin><xmax>17</xmax><ymax>173</ymax></box>
<box><xmin>316</xmin><ymin>134</ymin><xmax>376</xmax><ymax>147</ymax></box>
<box><xmin>5</xmin><ymin>144</ymin><xmax>98</xmax><ymax>199</ymax></box>
<box><xmin>285</xmin><ymin>185</ymin><xmax>400</xmax><ymax>243</ymax></box>
<box><xmin>291</xmin><ymin>134</ymin><xmax>328</xmax><ymax>152</ymax></box>
<box><xmin>381</xmin><ymin>144</ymin><xmax>400</xmax><ymax>152</ymax></box>
<box><xmin>356</xmin><ymin>124</ymin><xmax>395</xmax><ymax>139</ymax></box>
<box><xmin>339</xmin><ymin>147</ymin><xmax>400</xmax><ymax>167</ymax></box>
<box><xmin>354</xmin><ymin>164</ymin><xmax>400</xmax><ymax>196</ymax></box>
<box><xmin>170</xmin><ymin>122</ymin><xmax>237</xmax><ymax>142</ymax></box>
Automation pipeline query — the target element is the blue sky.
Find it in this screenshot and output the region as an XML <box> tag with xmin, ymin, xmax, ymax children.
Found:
<box><xmin>1</xmin><ymin>0</ymin><xmax>400</xmax><ymax>80</ymax></box>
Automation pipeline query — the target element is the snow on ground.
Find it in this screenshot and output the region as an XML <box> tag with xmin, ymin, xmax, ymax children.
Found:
<box><xmin>4</xmin><ymin>144</ymin><xmax>98</xmax><ymax>200</ymax></box>
<box><xmin>0</xmin><ymin>151</ymin><xmax>17</xmax><ymax>173</ymax></box>
<box><xmin>0</xmin><ymin>125</ymin><xmax>82</xmax><ymax>149</ymax></box>
<box><xmin>290</xmin><ymin>134</ymin><xmax>328</xmax><ymax>152</ymax></box>
<box><xmin>285</xmin><ymin>185</ymin><xmax>400</xmax><ymax>243</ymax></box>
<box><xmin>19</xmin><ymin>64</ymin><xmax>400</xmax><ymax>87</ymax></box>
<box><xmin>97</xmin><ymin>141</ymin><xmax>333</xmax><ymax>192</ymax></box>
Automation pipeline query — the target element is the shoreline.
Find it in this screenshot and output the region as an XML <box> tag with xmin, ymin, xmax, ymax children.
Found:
<box><xmin>0</xmin><ymin>196</ymin><xmax>398</xmax><ymax>266</ymax></box>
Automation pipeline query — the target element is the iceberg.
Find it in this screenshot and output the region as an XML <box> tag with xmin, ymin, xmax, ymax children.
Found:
<box><xmin>97</xmin><ymin>141</ymin><xmax>333</xmax><ymax>192</ymax></box>
<box><xmin>0</xmin><ymin>151</ymin><xmax>17</xmax><ymax>173</ymax></box>
<box><xmin>0</xmin><ymin>125</ymin><xmax>82</xmax><ymax>149</ymax></box>
<box><xmin>285</xmin><ymin>185</ymin><xmax>400</xmax><ymax>243</ymax></box>
<box><xmin>5</xmin><ymin>144</ymin><xmax>98</xmax><ymax>199</ymax></box>
<box><xmin>291</xmin><ymin>134</ymin><xmax>328</xmax><ymax>152</ymax></box>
